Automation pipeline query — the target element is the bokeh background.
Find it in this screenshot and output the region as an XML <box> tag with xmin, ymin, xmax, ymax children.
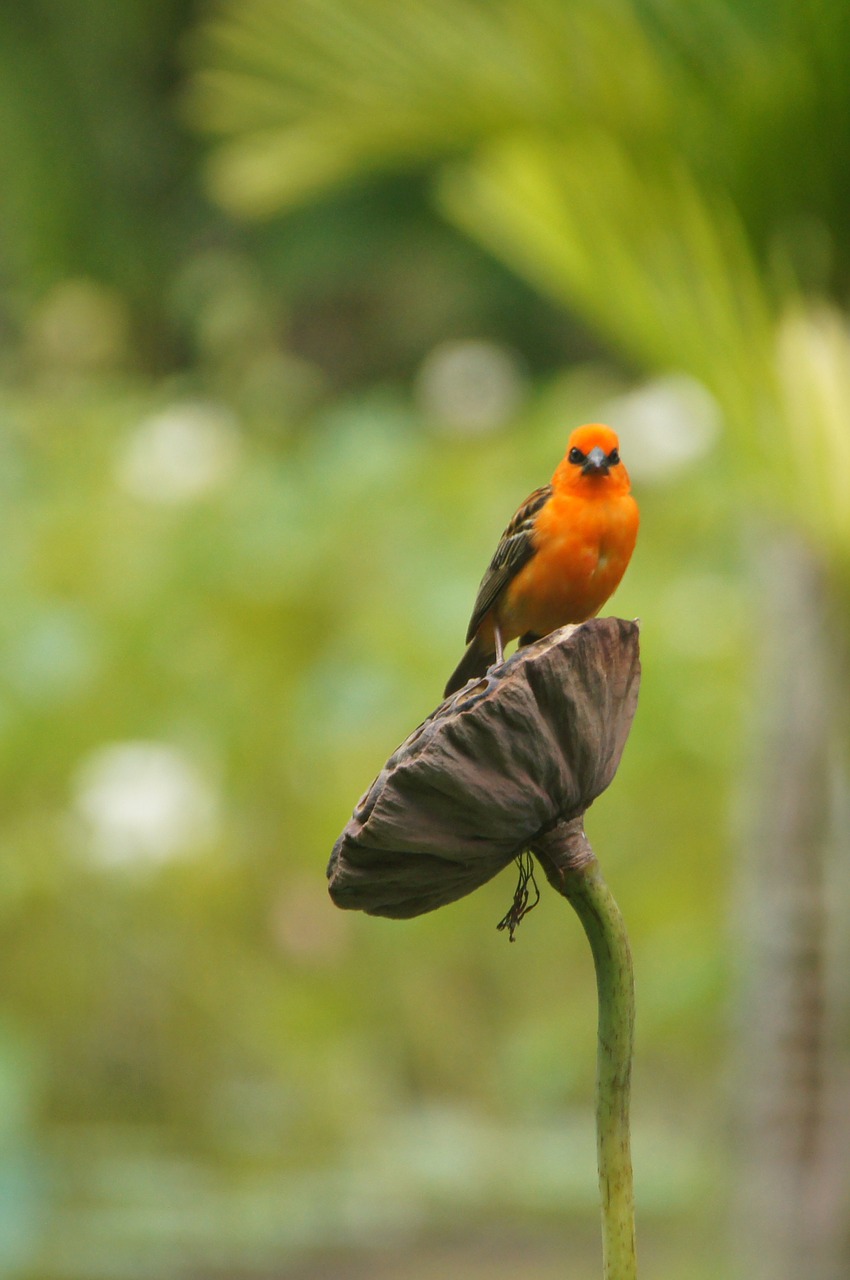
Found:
<box><xmin>2</xmin><ymin>2</ymin><xmax>850</xmax><ymax>1277</ymax></box>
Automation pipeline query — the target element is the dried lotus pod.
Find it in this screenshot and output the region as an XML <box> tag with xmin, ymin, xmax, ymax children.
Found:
<box><xmin>327</xmin><ymin>617</ymin><xmax>640</xmax><ymax>923</ymax></box>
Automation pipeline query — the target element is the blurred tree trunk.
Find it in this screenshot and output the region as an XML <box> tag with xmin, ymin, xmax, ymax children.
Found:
<box><xmin>731</xmin><ymin>533</ymin><xmax>850</xmax><ymax>1280</ymax></box>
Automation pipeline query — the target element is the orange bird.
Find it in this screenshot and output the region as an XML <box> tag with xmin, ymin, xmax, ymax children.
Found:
<box><xmin>444</xmin><ymin>423</ymin><xmax>639</xmax><ymax>697</ymax></box>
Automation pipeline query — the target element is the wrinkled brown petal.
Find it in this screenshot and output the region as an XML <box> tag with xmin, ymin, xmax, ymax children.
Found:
<box><xmin>327</xmin><ymin>617</ymin><xmax>640</xmax><ymax>919</ymax></box>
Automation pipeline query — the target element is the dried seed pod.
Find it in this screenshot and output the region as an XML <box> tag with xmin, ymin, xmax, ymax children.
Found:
<box><xmin>327</xmin><ymin>617</ymin><xmax>640</xmax><ymax>921</ymax></box>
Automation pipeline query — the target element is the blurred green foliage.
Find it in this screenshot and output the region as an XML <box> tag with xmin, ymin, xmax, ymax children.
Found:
<box><xmin>1</xmin><ymin>2</ymin><xmax>849</xmax><ymax>1278</ymax></box>
<box><xmin>193</xmin><ymin>0</ymin><xmax>850</xmax><ymax>565</ymax></box>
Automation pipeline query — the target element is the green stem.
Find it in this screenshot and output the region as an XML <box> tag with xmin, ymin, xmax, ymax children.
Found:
<box><xmin>534</xmin><ymin>820</ymin><xmax>637</xmax><ymax>1280</ymax></box>
<box><xmin>567</xmin><ymin>859</ymin><xmax>636</xmax><ymax>1278</ymax></box>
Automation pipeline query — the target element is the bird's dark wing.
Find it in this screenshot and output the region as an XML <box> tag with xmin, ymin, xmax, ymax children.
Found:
<box><xmin>465</xmin><ymin>484</ymin><xmax>552</xmax><ymax>643</ymax></box>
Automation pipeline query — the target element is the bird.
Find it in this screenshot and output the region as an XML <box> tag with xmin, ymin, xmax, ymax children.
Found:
<box><xmin>444</xmin><ymin>423</ymin><xmax>639</xmax><ymax>698</ymax></box>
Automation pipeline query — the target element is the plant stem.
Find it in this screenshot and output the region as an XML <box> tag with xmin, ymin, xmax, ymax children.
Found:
<box><xmin>534</xmin><ymin>820</ymin><xmax>637</xmax><ymax>1279</ymax></box>
<box><xmin>568</xmin><ymin>859</ymin><xmax>637</xmax><ymax>1278</ymax></box>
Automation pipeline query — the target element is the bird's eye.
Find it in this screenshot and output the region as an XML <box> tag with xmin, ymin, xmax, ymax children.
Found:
<box><xmin>608</xmin><ymin>449</ymin><xmax>620</xmax><ymax>466</ymax></box>
<box><xmin>568</xmin><ymin>447</ymin><xmax>586</xmax><ymax>465</ymax></box>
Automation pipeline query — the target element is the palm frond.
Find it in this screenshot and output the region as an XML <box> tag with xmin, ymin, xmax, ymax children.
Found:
<box><xmin>188</xmin><ymin>0</ymin><xmax>850</xmax><ymax>555</ymax></box>
<box><xmin>440</xmin><ymin>133</ymin><xmax>778</xmax><ymax>421</ymax></box>
<box><xmin>187</xmin><ymin>0</ymin><xmax>677</xmax><ymax>215</ymax></box>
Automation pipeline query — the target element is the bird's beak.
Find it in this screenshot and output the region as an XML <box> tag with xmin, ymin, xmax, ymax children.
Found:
<box><xmin>581</xmin><ymin>446</ymin><xmax>609</xmax><ymax>476</ymax></box>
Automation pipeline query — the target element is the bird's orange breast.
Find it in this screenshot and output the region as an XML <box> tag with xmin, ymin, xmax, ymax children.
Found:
<box><xmin>498</xmin><ymin>489</ymin><xmax>639</xmax><ymax>640</ymax></box>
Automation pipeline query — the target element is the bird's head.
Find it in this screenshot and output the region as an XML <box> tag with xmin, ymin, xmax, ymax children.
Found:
<box><xmin>555</xmin><ymin>424</ymin><xmax>631</xmax><ymax>492</ymax></box>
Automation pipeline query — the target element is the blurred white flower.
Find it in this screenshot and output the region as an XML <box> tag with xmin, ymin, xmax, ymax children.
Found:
<box><xmin>29</xmin><ymin>278</ymin><xmax>130</xmax><ymax>372</ymax></box>
<box><xmin>117</xmin><ymin>401</ymin><xmax>242</xmax><ymax>503</ymax></box>
<box><xmin>72</xmin><ymin>741</ymin><xmax>219</xmax><ymax>867</ymax></box>
<box><xmin>415</xmin><ymin>339</ymin><xmax>527</xmax><ymax>435</ymax></box>
<box><xmin>601</xmin><ymin>375</ymin><xmax>721</xmax><ymax>482</ymax></box>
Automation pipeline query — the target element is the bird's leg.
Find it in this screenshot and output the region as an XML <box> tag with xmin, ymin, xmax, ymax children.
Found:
<box><xmin>494</xmin><ymin>622</ymin><xmax>505</xmax><ymax>666</ymax></box>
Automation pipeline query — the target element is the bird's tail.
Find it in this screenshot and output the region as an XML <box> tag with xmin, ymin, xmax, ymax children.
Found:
<box><xmin>444</xmin><ymin>637</ymin><xmax>495</xmax><ymax>699</ymax></box>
